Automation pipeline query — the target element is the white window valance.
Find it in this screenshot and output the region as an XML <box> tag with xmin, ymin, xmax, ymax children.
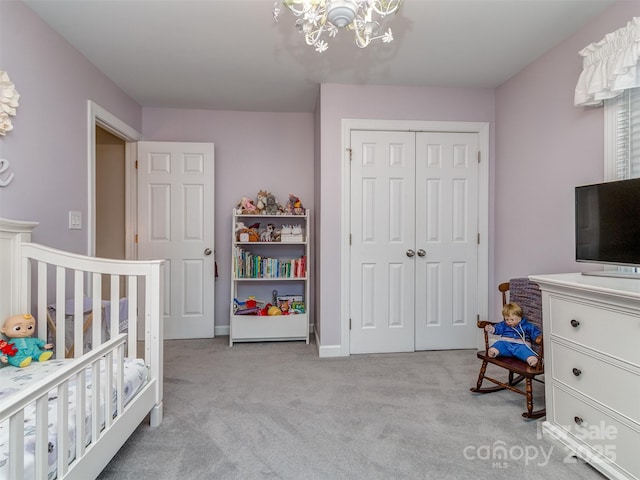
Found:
<box><xmin>575</xmin><ymin>17</ymin><xmax>640</xmax><ymax>107</ymax></box>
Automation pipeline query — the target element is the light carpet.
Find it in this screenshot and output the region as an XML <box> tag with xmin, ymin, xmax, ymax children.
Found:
<box><xmin>98</xmin><ymin>336</ymin><xmax>605</xmax><ymax>480</ymax></box>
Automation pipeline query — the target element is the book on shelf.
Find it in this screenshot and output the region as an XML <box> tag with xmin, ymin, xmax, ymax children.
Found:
<box><xmin>233</xmin><ymin>247</ymin><xmax>306</xmax><ymax>279</ymax></box>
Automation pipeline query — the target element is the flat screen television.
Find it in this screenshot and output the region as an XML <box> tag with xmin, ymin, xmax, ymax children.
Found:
<box><xmin>575</xmin><ymin>177</ymin><xmax>640</xmax><ymax>268</ymax></box>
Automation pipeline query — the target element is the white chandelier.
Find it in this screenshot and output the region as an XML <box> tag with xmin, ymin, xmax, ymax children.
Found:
<box><xmin>273</xmin><ymin>0</ymin><xmax>402</xmax><ymax>53</ymax></box>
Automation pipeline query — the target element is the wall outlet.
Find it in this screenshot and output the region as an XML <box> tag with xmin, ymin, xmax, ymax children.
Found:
<box><xmin>69</xmin><ymin>211</ymin><xmax>82</xmax><ymax>230</ymax></box>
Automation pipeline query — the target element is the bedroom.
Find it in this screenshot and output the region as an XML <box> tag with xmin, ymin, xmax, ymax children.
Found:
<box><xmin>0</xmin><ymin>0</ymin><xmax>639</xmax><ymax>478</ymax></box>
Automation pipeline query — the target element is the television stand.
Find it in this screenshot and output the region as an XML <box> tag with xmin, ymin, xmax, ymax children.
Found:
<box><xmin>582</xmin><ymin>270</ymin><xmax>640</xmax><ymax>280</ymax></box>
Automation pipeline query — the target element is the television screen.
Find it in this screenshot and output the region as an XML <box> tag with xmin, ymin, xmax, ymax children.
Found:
<box><xmin>575</xmin><ymin>177</ymin><xmax>640</xmax><ymax>267</ymax></box>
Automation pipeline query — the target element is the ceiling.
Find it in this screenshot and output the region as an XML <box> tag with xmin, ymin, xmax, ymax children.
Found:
<box><xmin>24</xmin><ymin>0</ymin><xmax>616</xmax><ymax>113</ymax></box>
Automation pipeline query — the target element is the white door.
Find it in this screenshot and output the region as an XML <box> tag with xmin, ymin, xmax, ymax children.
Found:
<box><xmin>137</xmin><ymin>141</ymin><xmax>215</xmax><ymax>339</ymax></box>
<box><xmin>349</xmin><ymin>130</ymin><xmax>479</xmax><ymax>354</ymax></box>
<box><xmin>414</xmin><ymin>132</ymin><xmax>479</xmax><ymax>350</ymax></box>
<box><xmin>349</xmin><ymin>131</ymin><xmax>416</xmax><ymax>354</ymax></box>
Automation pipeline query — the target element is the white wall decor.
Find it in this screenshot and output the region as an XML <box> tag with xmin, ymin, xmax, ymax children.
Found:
<box><xmin>0</xmin><ymin>70</ymin><xmax>19</xmax><ymax>186</ymax></box>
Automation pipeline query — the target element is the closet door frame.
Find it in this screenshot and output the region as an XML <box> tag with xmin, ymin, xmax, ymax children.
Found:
<box><xmin>340</xmin><ymin>119</ymin><xmax>490</xmax><ymax>356</ymax></box>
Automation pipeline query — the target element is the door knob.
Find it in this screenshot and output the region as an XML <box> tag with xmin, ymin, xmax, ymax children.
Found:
<box><xmin>406</xmin><ymin>249</ymin><xmax>415</xmax><ymax>258</ymax></box>
<box><xmin>417</xmin><ymin>249</ymin><xmax>426</xmax><ymax>257</ymax></box>
<box><xmin>204</xmin><ymin>248</ymin><xmax>212</xmax><ymax>256</ymax></box>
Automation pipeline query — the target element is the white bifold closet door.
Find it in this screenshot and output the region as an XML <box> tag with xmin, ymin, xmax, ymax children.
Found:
<box><xmin>350</xmin><ymin>130</ymin><xmax>479</xmax><ymax>354</ymax></box>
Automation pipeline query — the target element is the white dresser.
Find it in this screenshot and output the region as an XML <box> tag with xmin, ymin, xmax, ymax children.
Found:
<box><xmin>529</xmin><ymin>273</ymin><xmax>640</xmax><ymax>480</ymax></box>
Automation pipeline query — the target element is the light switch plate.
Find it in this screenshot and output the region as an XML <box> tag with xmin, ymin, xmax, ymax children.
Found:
<box><xmin>69</xmin><ymin>211</ymin><xmax>82</xmax><ymax>230</ymax></box>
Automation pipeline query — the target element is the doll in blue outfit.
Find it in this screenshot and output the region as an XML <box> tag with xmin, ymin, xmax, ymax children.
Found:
<box><xmin>484</xmin><ymin>302</ymin><xmax>541</xmax><ymax>367</ymax></box>
<box><xmin>1</xmin><ymin>313</ymin><xmax>53</xmax><ymax>368</ymax></box>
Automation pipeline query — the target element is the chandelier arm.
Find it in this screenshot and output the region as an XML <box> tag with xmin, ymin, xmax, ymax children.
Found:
<box><xmin>368</xmin><ymin>0</ymin><xmax>402</xmax><ymax>16</ymax></box>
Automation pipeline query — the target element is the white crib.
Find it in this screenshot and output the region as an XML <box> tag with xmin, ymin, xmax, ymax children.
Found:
<box><xmin>0</xmin><ymin>218</ymin><xmax>164</xmax><ymax>480</ymax></box>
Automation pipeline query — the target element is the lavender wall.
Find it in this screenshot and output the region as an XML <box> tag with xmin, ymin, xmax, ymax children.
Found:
<box><xmin>494</xmin><ymin>1</ymin><xmax>639</xmax><ymax>296</ymax></box>
<box><xmin>0</xmin><ymin>1</ymin><xmax>141</xmax><ymax>252</ymax></box>
<box><xmin>142</xmin><ymin>108</ymin><xmax>314</xmax><ymax>330</ymax></box>
<box><xmin>317</xmin><ymin>84</ymin><xmax>496</xmax><ymax>347</ymax></box>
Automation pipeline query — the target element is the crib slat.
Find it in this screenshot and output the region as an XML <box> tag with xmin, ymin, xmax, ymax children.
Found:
<box><xmin>73</xmin><ymin>270</ymin><xmax>84</xmax><ymax>358</ymax></box>
<box><xmin>57</xmin><ymin>381</ymin><xmax>69</xmax><ymax>478</ymax></box>
<box><xmin>92</xmin><ymin>272</ymin><xmax>102</xmax><ymax>352</ymax></box>
<box><xmin>128</xmin><ymin>276</ymin><xmax>137</xmax><ymax>358</ymax></box>
<box><xmin>75</xmin><ymin>367</ymin><xmax>87</xmax><ymax>465</ymax></box>
<box><xmin>56</xmin><ymin>266</ymin><xmax>66</xmax><ymax>356</ymax></box>
<box><xmin>91</xmin><ymin>357</ymin><xmax>101</xmax><ymax>443</ymax></box>
<box><xmin>104</xmin><ymin>350</ymin><xmax>114</xmax><ymax>429</ymax></box>
<box><xmin>37</xmin><ymin>261</ymin><xmax>48</xmax><ymax>341</ymax></box>
<box><xmin>35</xmin><ymin>394</ymin><xmax>49</xmax><ymax>479</ymax></box>
<box><xmin>110</xmin><ymin>275</ymin><xmax>119</xmax><ymax>340</ymax></box>
<box><xmin>8</xmin><ymin>410</ymin><xmax>25</xmax><ymax>480</ymax></box>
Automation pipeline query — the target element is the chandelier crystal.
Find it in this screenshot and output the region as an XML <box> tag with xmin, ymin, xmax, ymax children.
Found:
<box><xmin>274</xmin><ymin>0</ymin><xmax>402</xmax><ymax>53</ymax></box>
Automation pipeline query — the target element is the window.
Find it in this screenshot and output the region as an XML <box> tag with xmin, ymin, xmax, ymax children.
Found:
<box><xmin>604</xmin><ymin>87</ymin><xmax>640</xmax><ymax>273</ymax></box>
<box><xmin>605</xmin><ymin>87</ymin><xmax>640</xmax><ymax>181</ymax></box>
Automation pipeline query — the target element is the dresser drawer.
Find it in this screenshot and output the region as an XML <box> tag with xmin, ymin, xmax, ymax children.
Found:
<box><xmin>548</xmin><ymin>296</ymin><xmax>640</xmax><ymax>365</ymax></box>
<box><xmin>550</xmin><ymin>341</ymin><xmax>640</xmax><ymax>421</ymax></box>
<box><xmin>552</xmin><ymin>385</ymin><xmax>640</xmax><ymax>479</ymax></box>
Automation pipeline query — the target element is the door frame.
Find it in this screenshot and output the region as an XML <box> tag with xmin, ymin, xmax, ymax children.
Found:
<box><xmin>340</xmin><ymin>119</ymin><xmax>490</xmax><ymax>356</ymax></box>
<box><xmin>87</xmin><ymin>100</ymin><xmax>142</xmax><ymax>259</ymax></box>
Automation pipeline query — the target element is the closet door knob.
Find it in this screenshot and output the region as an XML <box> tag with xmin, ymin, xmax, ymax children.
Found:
<box><xmin>204</xmin><ymin>248</ymin><xmax>212</xmax><ymax>256</ymax></box>
<box><xmin>572</xmin><ymin>368</ymin><xmax>582</xmax><ymax>377</ymax></box>
<box><xmin>417</xmin><ymin>249</ymin><xmax>426</xmax><ymax>257</ymax></box>
<box><xmin>570</xmin><ymin>319</ymin><xmax>580</xmax><ymax>328</ymax></box>
<box><xmin>406</xmin><ymin>249</ymin><xmax>415</xmax><ymax>257</ymax></box>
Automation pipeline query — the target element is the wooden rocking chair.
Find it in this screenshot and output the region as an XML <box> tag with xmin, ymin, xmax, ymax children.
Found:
<box><xmin>470</xmin><ymin>278</ymin><xmax>545</xmax><ymax>419</ymax></box>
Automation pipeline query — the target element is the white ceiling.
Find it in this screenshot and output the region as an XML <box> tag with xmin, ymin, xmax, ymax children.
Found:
<box><xmin>24</xmin><ymin>0</ymin><xmax>615</xmax><ymax>113</ymax></box>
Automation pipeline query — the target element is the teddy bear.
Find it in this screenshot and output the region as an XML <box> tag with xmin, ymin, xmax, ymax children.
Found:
<box><xmin>1</xmin><ymin>313</ymin><xmax>53</xmax><ymax>368</ymax></box>
<box><xmin>265</xmin><ymin>194</ymin><xmax>279</xmax><ymax>215</ymax></box>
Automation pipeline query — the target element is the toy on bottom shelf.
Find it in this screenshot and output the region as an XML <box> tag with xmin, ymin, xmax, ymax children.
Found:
<box><xmin>1</xmin><ymin>313</ymin><xmax>53</xmax><ymax>367</ymax></box>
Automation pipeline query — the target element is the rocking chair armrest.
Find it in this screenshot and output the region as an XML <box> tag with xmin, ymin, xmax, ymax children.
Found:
<box><xmin>476</xmin><ymin>320</ymin><xmax>494</xmax><ymax>329</ymax></box>
<box><xmin>534</xmin><ymin>335</ymin><xmax>543</xmax><ymax>345</ymax></box>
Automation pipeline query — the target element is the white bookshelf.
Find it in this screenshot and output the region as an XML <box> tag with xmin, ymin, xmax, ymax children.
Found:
<box><xmin>229</xmin><ymin>208</ymin><xmax>310</xmax><ymax>346</ymax></box>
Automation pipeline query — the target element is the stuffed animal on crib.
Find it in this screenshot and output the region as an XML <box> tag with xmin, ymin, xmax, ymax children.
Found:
<box><xmin>1</xmin><ymin>314</ymin><xmax>53</xmax><ymax>368</ymax></box>
<box><xmin>0</xmin><ymin>339</ymin><xmax>17</xmax><ymax>363</ymax></box>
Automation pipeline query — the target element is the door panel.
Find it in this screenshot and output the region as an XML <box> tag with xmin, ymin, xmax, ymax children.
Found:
<box><xmin>137</xmin><ymin>141</ymin><xmax>215</xmax><ymax>339</ymax></box>
<box><xmin>415</xmin><ymin>132</ymin><xmax>478</xmax><ymax>350</ymax></box>
<box><xmin>350</xmin><ymin>131</ymin><xmax>416</xmax><ymax>354</ymax></box>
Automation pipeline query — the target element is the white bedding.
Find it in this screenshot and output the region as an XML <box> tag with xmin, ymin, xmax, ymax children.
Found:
<box><xmin>0</xmin><ymin>357</ymin><xmax>148</xmax><ymax>480</ymax></box>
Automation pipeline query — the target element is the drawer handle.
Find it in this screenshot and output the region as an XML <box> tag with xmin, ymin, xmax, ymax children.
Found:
<box><xmin>572</xmin><ymin>368</ymin><xmax>582</xmax><ymax>377</ymax></box>
<box><xmin>570</xmin><ymin>319</ymin><xmax>580</xmax><ymax>328</ymax></box>
<box><xmin>574</xmin><ymin>416</ymin><xmax>583</xmax><ymax>426</ymax></box>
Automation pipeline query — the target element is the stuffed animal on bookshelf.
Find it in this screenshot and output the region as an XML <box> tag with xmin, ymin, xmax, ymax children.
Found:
<box><xmin>256</xmin><ymin>190</ymin><xmax>269</xmax><ymax>213</ymax></box>
<box><xmin>265</xmin><ymin>194</ymin><xmax>279</xmax><ymax>215</ymax></box>
<box><xmin>1</xmin><ymin>313</ymin><xmax>53</xmax><ymax>368</ymax></box>
<box><xmin>287</xmin><ymin>194</ymin><xmax>304</xmax><ymax>215</ymax></box>
<box><xmin>260</xmin><ymin>223</ymin><xmax>275</xmax><ymax>242</ymax></box>
<box><xmin>236</xmin><ymin>196</ymin><xmax>258</xmax><ymax>215</ymax></box>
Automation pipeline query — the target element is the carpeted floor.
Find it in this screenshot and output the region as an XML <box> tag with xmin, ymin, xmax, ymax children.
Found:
<box><xmin>98</xmin><ymin>336</ymin><xmax>605</xmax><ymax>480</ymax></box>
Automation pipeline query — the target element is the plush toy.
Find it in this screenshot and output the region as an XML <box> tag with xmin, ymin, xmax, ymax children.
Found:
<box><xmin>1</xmin><ymin>313</ymin><xmax>53</xmax><ymax>368</ymax></box>
<box><xmin>236</xmin><ymin>196</ymin><xmax>258</xmax><ymax>215</ymax></box>
<box><xmin>0</xmin><ymin>339</ymin><xmax>17</xmax><ymax>360</ymax></box>
<box><xmin>260</xmin><ymin>223</ymin><xmax>275</xmax><ymax>242</ymax></box>
<box><xmin>287</xmin><ymin>194</ymin><xmax>304</xmax><ymax>215</ymax></box>
<box><xmin>265</xmin><ymin>194</ymin><xmax>279</xmax><ymax>215</ymax></box>
<box><xmin>256</xmin><ymin>190</ymin><xmax>269</xmax><ymax>214</ymax></box>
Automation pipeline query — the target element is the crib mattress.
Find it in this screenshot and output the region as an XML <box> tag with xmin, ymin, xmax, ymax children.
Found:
<box><xmin>0</xmin><ymin>356</ymin><xmax>148</xmax><ymax>480</ymax></box>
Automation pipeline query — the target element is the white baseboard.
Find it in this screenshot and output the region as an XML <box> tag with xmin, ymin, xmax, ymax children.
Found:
<box><xmin>215</xmin><ymin>325</ymin><xmax>230</xmax><ymax>337</ymax></box>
